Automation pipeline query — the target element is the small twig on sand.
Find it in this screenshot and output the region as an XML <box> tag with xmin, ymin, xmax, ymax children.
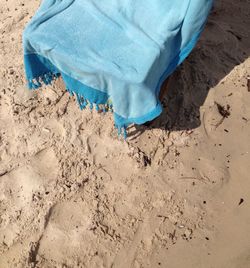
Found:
<box><xmin>215</xmin><ymin>102</ymin><xmax>231</xmax><ymax>118</ymax></box>
<box><xmin>214</xmin><ymin>102</ymin><xmax>231</xmax><ymax>128</ymax></box>
<box><xmin>178</xmin><ymin>176</ymin><xmax>207</xmax><ymax>184</ymax></box>
<box><xmin>0</xmin><ymin>170</ymin><xmax>8</xmax><ymax>177</ymax></box>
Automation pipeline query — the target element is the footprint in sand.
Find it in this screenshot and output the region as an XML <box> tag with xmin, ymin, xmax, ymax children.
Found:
<box><xmin>0</xmin><ymin>165</ymin><xmax>46</xmax><ymax>249</ymax></box>
<box><xmin>37</xmin><ymin>202</ymin><xmax>93</xmax><ymax>264</ymax></box>
<box><xmin>0</xmin><ymin>148</ymin><xmax>59</xmax><ymax>250</ymax></box>
<box><xmin>31</xmin><ymin>148</ymin><xmax>59</xmax><ymax>181</ymax></box>
<box><xmin>173</xmin><ymin>156</ymin><xmax>230</xmax><ymax>202</ymax></box>
<box><xmin>196</xmin><ymin>157</ymin><xmax>230</xmax><ymax>189</ymax></box>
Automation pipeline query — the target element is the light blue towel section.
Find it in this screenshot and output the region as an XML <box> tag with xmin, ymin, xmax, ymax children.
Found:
<box><xmin>23</xmin><ymin>0</ymin><xmax>213</xmax><ymax>137</ymax></box>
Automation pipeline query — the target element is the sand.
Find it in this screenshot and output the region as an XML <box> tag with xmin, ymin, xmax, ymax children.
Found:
<box><xmin>0</xmin><ymin>0</ymin><xmax>250</xmax><ymax>267</ymax></box>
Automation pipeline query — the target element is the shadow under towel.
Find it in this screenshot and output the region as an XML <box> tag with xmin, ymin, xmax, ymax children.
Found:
<box><xmin>23</xmin><ymin>0</ymin><xmax>213</xmax><ymax>138</ymax></box>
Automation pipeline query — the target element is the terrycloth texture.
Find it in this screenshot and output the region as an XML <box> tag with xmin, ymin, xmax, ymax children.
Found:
<box><xmin>23</xmin><ymin>0</ymin><xmax>213</xmax><ymax>137</ymax></box>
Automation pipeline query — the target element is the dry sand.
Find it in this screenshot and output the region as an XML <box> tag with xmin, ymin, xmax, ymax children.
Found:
<box><xmin>0</xmin><ymin>0</ymin><xmax>250</xmax><ymax>267</ymax></box>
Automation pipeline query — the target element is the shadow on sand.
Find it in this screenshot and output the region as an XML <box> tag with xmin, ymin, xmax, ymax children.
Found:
<box><xmin>129</xmin><ymin>0</ymin><xmax>250</xmax><ymax>138</ymax></box>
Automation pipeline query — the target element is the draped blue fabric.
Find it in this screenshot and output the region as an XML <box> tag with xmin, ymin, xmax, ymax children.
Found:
<box><xmin>23</xmin><ymin>0</ymin><xmax>213</xmax><ymax>137</ymax></box>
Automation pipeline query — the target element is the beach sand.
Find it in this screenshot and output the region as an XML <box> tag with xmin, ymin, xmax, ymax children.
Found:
<box><xmin>0</xmin><ymin>0</ymin><xmax>250</xmax><ymax>267</ymax></box>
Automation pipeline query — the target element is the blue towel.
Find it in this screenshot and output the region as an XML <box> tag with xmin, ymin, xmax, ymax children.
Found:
<box><xmin>23</xmin><ymin>0</ymin><xmax>213</xmax><ymax>138</ymax></box>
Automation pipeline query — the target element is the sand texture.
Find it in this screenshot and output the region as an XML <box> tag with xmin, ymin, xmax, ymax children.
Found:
<box><xmin>0</xmin><ymin>0</ymin><xmax>250</xmax><ymax>267</ymax></box>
